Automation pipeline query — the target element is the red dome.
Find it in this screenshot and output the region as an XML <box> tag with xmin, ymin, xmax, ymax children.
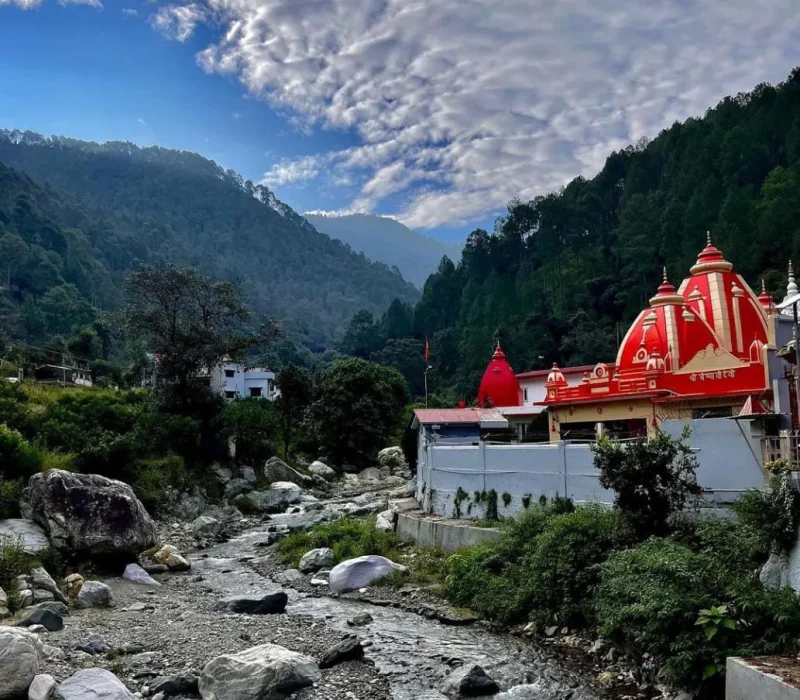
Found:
<box><xmin>477</xmin><ymin>344</ymin><xmax>522</xmax><ymax>408</ymax></box>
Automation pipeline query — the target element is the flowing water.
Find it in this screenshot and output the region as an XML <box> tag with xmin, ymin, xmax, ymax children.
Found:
<box><xmin>191</xmin><ymin>507</ymin><xmax>598</xmax><ymax>700</ymax></box>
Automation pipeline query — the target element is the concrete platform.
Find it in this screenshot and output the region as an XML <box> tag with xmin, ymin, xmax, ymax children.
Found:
<box><xmin>395</xmin><ymin>509</ymin><xmax>502</xmax><ymax>553</ymax></box>
<box><xmin>727</xmin><ymin>657</ymin><xmax>800</xmax><ymax>699</ymax></box>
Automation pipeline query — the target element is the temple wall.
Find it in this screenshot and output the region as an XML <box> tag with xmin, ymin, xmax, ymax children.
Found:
<box><xmin>417</xmin><ymin>417</ymin><xmax>766</xmax><ymax>518</ymax></box>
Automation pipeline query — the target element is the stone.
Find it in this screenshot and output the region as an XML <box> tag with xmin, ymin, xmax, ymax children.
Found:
<box><xmin>18</xmin><ymin>589</ymin><xmax>34</xmax><ymax>608</ymax></box>
<box><xmin>347</xmin><ymin>612</ymin><xmax>373</xmax><ymax>627</ymax></box>
<box><xmin>0</xmin><ymin>626</ymin><xmax>44</xmax><ymax>700</ymax></box>
<box><xmin>0</xmin><ymin>519</ymin><xmax>50</xmax><ymax>554</ymax></box>
<box><xmin>30</xmin><ymin>568</ymin><xmax>67</xmax><ymax>604</ymax></box>
<box><xmin>123</xmin><ymin>564</ymin><xmax>160</xmax><ymax>587</ymax></box>
<box><xmin>240</xmin><ymin>467</ymin><xmax>257</xmax><ymax>484</ymax></box>
<box><xmin>329</xmin><ymin>555</ymin><xmax>408</xmax><ymax>593</ymax></box>
<box><xmin>152</xmin><ymin>545</ymin><xmax>191</xmax><ymax>572</ymax></box>
<box><xmin>149</xmin><ymin>675</ymin><xmax>199</xmax><ymax>697</ymax></box>
<box><xmin>263</xmin><ymin>457</ymin><xmax>312</xmax><ymax>487</ymax></box>
<box><xmin>588</xmin><ymin>638</ymin><xmax>609</xmax><ymax>655</ymax></box>
<box><xmin>308</xmin><ymin>461</ymin><xmax>336</xmax><ymax>481</ymax></box>
<box><xmin>78</xmin><ymin>636</ymin><xmax>111</xmax><ymax>655</ymax></box>
<box><xmin>377</xmin><ymin>446</ymin><xmax>407</xmax><ymax>471</ymax></box>
<box><xmin>75</xmin><ymin>581</ymin><xmax>116</xmax><ymax>609</ymax></box>
<box><xmin>173</xmin><ymin>492</ymin><xmax>206</xmax><ymax>521</ymax></box>
<box><xmin>224</xmin><ymin>479</ymin><xmax>252</xmax><ymax>500</ymax></box>
<box><xmin>441</xmin><ymin>664</ymin><xmax>499</xmax><ymax>698</ymax></box>
<box><xmin>357</xmin><ymin>467</ymin><xmax>382</xmax><ymax>482</ymax></box>
<box><xmin>54</xmin><ymin>669</ymin><xmax>135</xmax><ymax>700</ymax></box>
<box><xmin>0</xmin><ymin>587</ymin><xmax>7</xmax><ymax>618</ymax></box>
<box><xmin>192</xmin><ymin>515</ymin><xmax>222</xmax><ymax>538</ymax></box>
<box><xmin>63</xmin><ymin>574</ymin><xmax>84</xmax><ymax>599</ymax></box>
<box><xmin>225</xmin><ymin>591</ymin><xmax>288</xmax><ymax>615</ymax></box>
<box><xmin>211</xmin><ymin>465</ymin><xmax>232</xmax><ymax>484</ymax></box>
<box><xmin>203</xmin><ymin>505</ymin><xmax>243</xmax><ymax>525</ymax></box>
<box><xmin>27</xmin><ymin>601</ymin><xmax>68</xmax><ymax>616</ymax></box>
<box><xmin>18</xmin><ymin>608</ymin><xmax>64</xmax><ymax>632</ymax></box>
<box><xmin>277</xmin><ymin>569</ymin><xmax>303</xmax><ymax>584</ymax></box>
<box><xmin>544</xmin><ymin>626</ymin><xmax>559</xmax><ymax>637</ymax></box>
<box><xmin>28</xmin><ymin>674</ymin><xmax>56</xmax><ymax>700</ymax></box>
<box><xmin>298</xmin><ymin>548</ymin><xmax>335</xmax><ymax>574</ymax></box>
<box><xmin>309</xmin><ymin>578</ymin><xmax>328</xmax><ymax>587</ymax></box>
<box><xmin>286</xmin><ymin>511</ymin><xmax>327</xmax><ymax>532</ymax></box>
<box><xmin>319</xmin><ymin>636</ymin><xmax>364</xmax><ymax>668</ymax></box>
<box><xmin>375</xmin><ymin>509</ymin><xmax>394</xmax><ymax>532</ymax></box>
<box><xmin>22</xmin><ymin>470</ymin><xmax>156</xmax><ymax>560</ymax></box>
<box><xmin>199</xmin><ymin>643</ymin><xmax>320</xmax><ymax>700</ymax></box>
<box><xmin>760</xmin><ymin>552</ymin><xmax>791</xmax><ymax>591</ymax></box>
<box><xmin>234</xmin><ymin>483</ymin><xmax>301</xmax><ymax>514</ymax></box>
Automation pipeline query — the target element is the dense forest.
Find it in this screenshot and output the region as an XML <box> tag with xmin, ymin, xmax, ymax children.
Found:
<box><xmin>345</xmin><ymin>68</ymin><xmax>800</xmax><ymax>399</ymax></box>
<box><xmin>0</xmin><ymin>131</ymin><xmax>418</xmax><ymax>356</ymax></box>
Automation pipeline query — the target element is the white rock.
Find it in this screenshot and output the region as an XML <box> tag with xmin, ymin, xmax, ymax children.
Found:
<box><xmin>192</xmin><ymin>516</ymin><xmax>222</xmax><ymax>537</ymax></box>
<box><xmin>308</xmin><ymin>461</ymin><xmax>336</xmax><ymax>481</ymax></box>
<box><xmin>54</xmin><ymin>669</ymin><xmax>135</xmax><ymax>700</ymax></box>
<box><xmin>28</xmin><ymin>673</ymin><xmax>56</xmax><ymax>700</ymax></box>
<box><xmin>75</xmin><ymin>581</ymin><xmax>116</xmax><ymax>609</ymax></box>
<box><xmin>0</xmin><ymin>626</ymin><xmax>44</xmax><ymax>700</ymax></box>
<box><xmin>298</xmin><ymin>548</ymin><xmax>335</xmax><ymax>574</ymax></box>
<box><xmin>375</xmin><ymin>510</ymin><xmax>394</xmax><ymax>532</ymax></box>
<box><xmin>199</xmin><ymin>643</ymin><xmax>320</xmax><ymax>700</ymax></box>
<box><xmin>357</xmin><ymin>467</ymin><xmax>382</xmax><ymax>482</ymax></box>
<box><xmin>329</xmin><ymin>555</ymin><xmax>408</xmax><ymax>593</ymax></box>
<box><xmin>152</xmin><ymin>545</ymin><xmax>190</xmax><ymax>572</ymax></box>
<box><xmin>270</xmin><ymin>482</ymin><xmax>302</xmax><ymax>502</ymax></box>
<box><xmin>377</xmin><ymin>446</ymin><xmax>407</xmax><ymax>471</ymax></box>
<box><xmin>0</xmin><ymin>520</ymin><xmax>50</xmax><ymax>554</ymax></box>
<box><xmin>0</xmin><ymin>587</ymin><xmax>8</xmax><ymax>617</ymax></box>
<box><xmin>123</xmin><ymin>564</ymin><xmax>160</xmax><ymax>587</ymax></box>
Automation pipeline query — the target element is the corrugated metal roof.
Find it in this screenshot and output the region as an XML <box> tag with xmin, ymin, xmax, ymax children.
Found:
<box><xmin>412</xmin><ymin>408</ymin><xmax>507</xmax><ymax>427</ymax></box>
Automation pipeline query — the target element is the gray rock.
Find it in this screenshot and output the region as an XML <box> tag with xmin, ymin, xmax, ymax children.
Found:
<box><xmin>151</xmin><ymin>545</ymin><xmax>191</xmax><ymax>572</ymax></box>
<box><xmin>54</xmin><ymin>668</ymin><xmax>135</xmax><ymax>700</ymax></box>
<box><xmin>308</xmin><ymin>461</ymin><xmax>336</xmax><ymax>481</ymax></box>
<box><xmin>22</xmin><ymin>470</ymin><xmax>156</xmax><ymax>560</ymax></box>
<box><xmin>263</xmin><ymin>457</ymin><xmax>312</xmax><ymax>487</ymax></box>
<box><xmin>329</xmin><ymin>555</ymin><xmax>408</xmax><ymax>593</ymax></box>
<box><xmin>0</xmin><ymin>519</ymin><xmax>50</xmax><ymax>554</ymax></box>
<box><xmin>211</xmin><ymin>464</ymin><xmax>232</xmax><ymax>484</ymax></box>
<box><xmin>376</xmin><ymin>509</ymin><xmax>394</xmax><ymax>532</ymax></box>
<box><xmin>240</xmin><ymin>466</ymin><xmax>257</xmax><ymax>484</ymax></box>
<box><xmin>28</xmin><ymin>673</ymin><xmax>56</xmax><ymax>700</ymax></box>
<box><xmin>26</xmin><ymin>602</ymin><xmax>69</xmax><ymax>617</ymax></box>
<box><xmin>0</xmin><ymin>626</ymin><xmax>44</xmax><ymax>700</ymax></box>
<box><xmin>318</xmin><ymin>636</ymin><xmax>363</xmax><ymax>668</ymax></box>
<box><xmin>277</xmin><ymin>569</ymin><xmax>304</xmax><ymax>584</ymax></box>
<box><xmin>123</xmin><ymin>564</ymin><xmax>160</xmax><ymax>587</ymax></box>
<box><xmin>192</xmin><ymin>515</ymin><xmax>222</xmax><ymax>538</ymax></box>
<box><xmin>30</xmin><ymin>568</ymin><xmax>67</xmax><ymax>604</ymax></box>
<box><xmin>286</xmin><ymin>510</ymin><xmax>327</xmax><ymax>533</ymax></box>
<box><xmin>298</xmin><ymin>548</ymin><xmax>335</xmax><ymax>574</ymax></box>
<box><xmin>377</xmin><ymin>446</ymin><xmax>407</xmax><ymax>471</ymax></box>
<box><xmin>150</xmin><ymin>675</ymin><xmax>198</xmax><ymax>697</ymax></box>
<box><xmin>234</xmin><ymin>483</ymin><xmax>301</xmax><ymax>514</ymax></box>
<box><xmin>760</xmin><ymin>552</ymin><xmax>791</xmax><ymax>591</ymax></box>
<box><xmin>202</xmin><ymin>505</ymin><xmax>243</xmax><ymax>526</ymax></box>
<box><xmin>0</xmin><ymin>587</ymin><xmax>8</xmax><ymax>618</ymax></box>
<box><xmin>346</xmin><ymin>612</ymin><xmax>373</xmax><ymax>627</ymax></box>
<box><xmin>78</xmin><ymin>636</ymin><xmax>111</xmax><ymax>655</ymax></box>
<box><xmin>199</xmin><ymin>643</ymin><xmax>320</xmax><ymax>700</ymax></box>
<box><xmin>173</xmin><ymin>492</ymin><xmax>206</xmax><ymax>521</ymax></box>
<box><xmin>18</xmin><ymin>608</ymin><xmax>64</xmax><ymax>632</ymax></box>
<box><xmin>357</xmin><ymin>467</ymin><xmax>382</xmax><ymax>482</ymax></box>
<box><xmin>75</xmin><ymin>581</ymin><xmax>116</xmax><ymax>609</ymax></box>
<box><xmin>441</xmin><ymin>664</ymin><xmax>499</xmax><ymax>697</ymax></box>
<box><xmin>224</xmin><ymin>478</ymin><xmax>252</xmax><ymax>500</ymax></box>
<box><xmin>224</xmin><ymin>592</ymin><xmax>288</xmax><ymax>615</ymax></box>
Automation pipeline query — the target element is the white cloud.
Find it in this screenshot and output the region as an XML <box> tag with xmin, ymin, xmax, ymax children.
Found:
<box><xmin>149</xmin><ymin>3</ymin><xmax>207</xmax><ymax>42</ymax></box>
<box><xmin>122</xmin><ymin>7</ymin><xmax>137</xmax><ymax>17</ymax></box>
<box><xmin>232</xmin><ymin>112</ymin><xmax>241</xmax><ymax>120</ymax></box>
<box><xmin>137</xmin><ymin>117</ymin><xmax>147</xmax><ymax>125</ymax></box>
<box><xmin>150</xmin><ymin>1</ymin><xmax>800</xmax><ymax>228</ymax></box>
<box><xmin>1</xmin><ymin>0</ymin><xmax>102</xmax><ymax>7</ymax></box>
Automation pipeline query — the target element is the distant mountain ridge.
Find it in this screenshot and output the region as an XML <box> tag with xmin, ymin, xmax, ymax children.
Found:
<box><xmin>0</xmin><ymin>130</ymin><xmax>419</xmax><ymax>348</ymax></box>
<box><xmin>305</xmin><ymin>212</ymin><xmax>462</xmax><ymax>287</ymax></box>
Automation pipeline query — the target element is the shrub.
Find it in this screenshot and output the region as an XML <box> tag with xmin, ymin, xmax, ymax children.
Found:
<box><xmin>276</xmin><ymin>517</ymin><xmax>401</xmax><ymax>568</ymax></box>
<box><xmin>0</xmin><ymin>536</ymin><xmax>39</xmax><ymax>610</ymax></box>
<box><xmin>0</xmin><ymin>424</ymin><xmax>43</xmax><ymax>480</ymax></box>
<box><xmin>0</xmin><ymin>478</ymin><xmax>22</xmax><ymax>519</ymax></box>
<box><xmin>223</xmin><ymin>398</ymin><xmax>279</xmax><ymax>465</ymax></box>
<box><xmin>731</xmin><ymin>473</ymin><xmax>800</xmax><ymax>553</ymax></box>
<box><xmin>592</xmin><ymin>428</ymin><xmax>700</xmax><ymax>538</ymax></box>
<box><xmin>129</xmin><ymin>454</ymin><xmax>189</xmax><ymax>516</ymax></box>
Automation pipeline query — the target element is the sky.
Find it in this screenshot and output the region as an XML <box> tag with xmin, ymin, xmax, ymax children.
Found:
<box><xmin>2</xmin><ymin>2</ymin><xmax>800</xmax><ymax>243</ymax></box>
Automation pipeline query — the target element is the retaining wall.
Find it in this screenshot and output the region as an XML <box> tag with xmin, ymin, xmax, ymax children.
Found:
<box><xmin>395</xmin><ymin>511</ymin><xmax>502</xmax><ymax>553</ymax></box>
<box><xmin>726</xmin><ymin>658</ymin><xmax>800</xmax><ymax>700</ymax></box>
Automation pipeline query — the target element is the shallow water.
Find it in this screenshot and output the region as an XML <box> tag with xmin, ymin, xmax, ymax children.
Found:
<box><xmin>191</xmin><ymin>508</ymin><xmax>597</xmax><ymax>700</ymax></box>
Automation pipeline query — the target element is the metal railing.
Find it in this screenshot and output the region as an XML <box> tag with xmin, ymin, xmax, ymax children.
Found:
<box><xmin>762</xmin><ymin>432</ymin><xmax>800</xmax><ymax>468</ymax></box>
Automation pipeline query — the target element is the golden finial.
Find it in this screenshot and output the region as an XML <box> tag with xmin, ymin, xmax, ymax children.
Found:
<box><xmin>761</xmin><ymin>278</ymin><xmax>767</xmax><ymax>294</ymax></box>
<box><xmin>662</xmin><ymin>267</ymin><xmax>668</xmax><ymax>283</ymax></box>
<box><xmin>706</xmin><ymin>230</ymin><xmax>712</xmax><ymax>246</ymax></box>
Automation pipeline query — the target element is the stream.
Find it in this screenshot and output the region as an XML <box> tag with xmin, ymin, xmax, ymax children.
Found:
<box><xmin>190</xmin><ymin>502</ymin><xmax>599</xmax><ymax>700</ymax></box>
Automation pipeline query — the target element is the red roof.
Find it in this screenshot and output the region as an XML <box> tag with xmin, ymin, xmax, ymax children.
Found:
<box><xmin>412</xmin><ymin>408</ymin><xmax>506</xmax><ymax>426</ymax></box>
<box><xmin>516</xmin><ymin>364</ymin><xmax>614</xmax><ymax>380</ymax></box>
<box><xmin>477</xmin><ymin>345</ymin><xmax>522</xmax><ymax>407</ymax></box>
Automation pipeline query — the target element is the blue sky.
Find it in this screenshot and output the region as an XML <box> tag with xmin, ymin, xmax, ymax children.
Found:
<box><xmin>2</xmin><ymin>1</ymin><xmax>800</xmax><ymax>243</ymax></box>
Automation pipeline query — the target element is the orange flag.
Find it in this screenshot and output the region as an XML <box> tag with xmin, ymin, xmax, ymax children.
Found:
<box><xmin>424</xmin><ymin>336</ymin><xmax>430</xmax><ymax>363</ymax></box>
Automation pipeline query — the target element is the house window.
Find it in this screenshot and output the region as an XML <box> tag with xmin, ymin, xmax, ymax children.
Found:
<box><xmin>692</xmin><ymin>406</ymin><xmax>733</xmax><ymax>419</ymax></box>
<box><xmin>225</xmin><ymin>391</ymin><xmax>237</xmax><ymax>399</ymax></box>
<box><xmin>225</xmin><ymin>369</ymin><xmax>235</xmax><ymax>378</ymax></box>
<box><xmin>249</xmin><ymin>387</ymin><xmax>262</xmax><ymax>398</ymax></box>
<box><xmin>523</xmin><ymin>388</ymin><xmax>528</xmax><ymax>402</ymax></box>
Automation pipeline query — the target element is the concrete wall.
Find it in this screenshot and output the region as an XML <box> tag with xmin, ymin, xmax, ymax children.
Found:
<box><xmin>417</xmin><ymin>417</ymin><xmax>766</xmax><ymax>519</ymax></box>
<box><xmin>727</xmin><ymin>658</ymin><xmax>800</xmax><ymax>700</ymax></box>
<box><xmin>395</xmin><ymin>512</ymin><xmax>502</xmax><ymax>553</ymax></box>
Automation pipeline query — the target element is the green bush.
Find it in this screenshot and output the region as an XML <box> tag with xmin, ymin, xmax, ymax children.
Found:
<box><xmin>731</xmin><ymin>474</ymin><xmax>800</xmax><ymax>553</ymax></box>
<box><xmin>223</xmin><ymin>398</ymin><xmax>279</xmax><ymax>466</ymax></box>
<box><xmin>0</xmin><ymin>424</ymin><xmax>43</xmax><ymax>480</ymax></box>
<box><xmin>0</xmin><ymin>536</ymin><xmax>39</xmax><ymax>610</ymax></box>
<box><xmin>0</xmin><ymin>478</ymin><xmax>22</xmax><ymax>519</ymax></box>
<box><xmin>276</xmin><ymin>517</ymin><xmax>401</xmax><ymax>568</ymax></box>
<box><xmin>129</xmin><ymin>453</ymin><xmax>188</xmax><ymax>516</ymax></box>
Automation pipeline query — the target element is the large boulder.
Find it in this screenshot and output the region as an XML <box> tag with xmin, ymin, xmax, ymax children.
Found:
<box><xmin>224</xmin><ymin>479</ymin><xmax>252</xmax><ymax>500</ymax></box>
<box><xmin>28</xmin><ymin>674</ymin><xmax>57</xmax><ymax>700</ymax></box>
<box><xmin>329</xmin><ymin>555</ymin><xmax>408</xmax><ymax>593</ymax></box>
<box><xmin>224</xmin><ymin>592</ymin><xmax>288</xmax><ymax>615</ymax></box>
<box><xmin>123</xmin><ymin>564</ymin><xmax>160</xmax><ymax>587</ymax></box>
<box><xmin>377</xmin><ymin>446</ymin><xmax>407</xmax><ymax>472</ymax></box>
<box><xmin>0</xmin><ymin>588</ymin><xmax>8</xmax><ymax>618</ymax></box>
<box><xmin>22</xmin><ymin>470</ymin><xmax>156</xmax><ymax>560</ymax></box>
<box><xmin>760</xmin><ymin>552</ymin><xmax>791</xmax><ymax>591</ymax></box>
<box><xmin>308</xmin><ymin>461</ymin><xmax>336</xmax><ymax>481</ymax></box>
<box><xmin>75</xmin><ymin>581</ymin><xmax>116</xmax><ymax>609</ymax></box>
<box><xmin>54</xmin><ymin>669</ymin><xmax>135</xmax><ymax>700</ymax></box>
<box><xmin>441</xmin><ymin>664</ymin><xmax>499</xmax><ymax>697</ymax></box>
<box><xmin>192</xmin><ymin>515</ymin><xmax>222</xmax><ymax>538</ymax></box>
<box><xmin>263</xmin><ymin>457</ymin><xmax>311</xmax><ymax>487</ymax></box>
<box><xmin>173</xmin><ymin>491</ymin><xmax>206</xmax><ymax>521</ymax></box>
<box><xmin>199</xmin><ymin>643</ymin><xmax>320</xmax><ymax>700</ymax></box>
<box><xmin>202</xmin><ymin>505</ymin><xmax>243</xmax><ymax>526</ymax></box>
<box><xmin>0</xmin><ymin>626</ymin><xmax>44</xmax><ymax>700</ymax></box>
<box><xmin>299</xmin><ymin>548</ymin><xmax>335</xmax><ymax>574</ymax></box>
<box><xmin>0</xmin><ymin>520</ymin><xmax>50</xmax><ymax>554</ymax></box>
<box><xmin>18</xmin><ymin>608</ymin><xmax>64</xmax><ymax>632</ymax></box>
<box><xmin>234</xmin><ymin>483</ymin><xmax>301</xmax><ymax>514</ymax></box>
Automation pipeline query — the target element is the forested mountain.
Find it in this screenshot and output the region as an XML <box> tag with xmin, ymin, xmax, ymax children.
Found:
<box><xmin>345</xmin><ymin>68</ymin><xmax>800</xmax><ymax>399</ymax></box>
<box><xmin>0</xmin><ymin>131</ymin><xmax>418</xmax><ymax>350</ymax></box>
<box><xmin>305</xmin><ymin>213</ymin><xmax>462</xmax><ymax>287</ymax></box>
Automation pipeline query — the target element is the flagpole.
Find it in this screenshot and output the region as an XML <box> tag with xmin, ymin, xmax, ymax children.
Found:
<box><xmin>424</xmin><ymin>336</ymin><xmax>431</xmax><ymax>408</ymax></box>
<box><xmin>424</xmin><ymin>366</ymin><xmax>429</xmax><ymax>408</ymax></box>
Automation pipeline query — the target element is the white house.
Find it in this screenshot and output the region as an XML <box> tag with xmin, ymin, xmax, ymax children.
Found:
<box><xmin>209</xmin><ymin>360</ymin><xmax>279</xmax><ymax>401</ymax></box>
<box><xmin>515</xmin><ymin>364</ymin><xmax>609</xmax><ymax>412</ymax></box>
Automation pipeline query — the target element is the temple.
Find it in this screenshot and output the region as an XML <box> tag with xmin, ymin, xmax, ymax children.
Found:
<box><xmin>476</xmin><ymin>236</ymin><xmax>796</xmax><ymax>443</ymax></box>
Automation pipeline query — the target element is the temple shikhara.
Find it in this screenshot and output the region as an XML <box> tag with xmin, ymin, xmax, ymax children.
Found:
<box><xmin>476</xmin><ymin>236</ymin><xmax>798</xmax><ymax>443</ymax></box>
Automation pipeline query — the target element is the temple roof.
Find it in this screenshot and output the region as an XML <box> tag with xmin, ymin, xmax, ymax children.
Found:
<box><xmin>477</xmin><ymin>344</ymin><xmax>523</xmax><ymax>408</ymax></box>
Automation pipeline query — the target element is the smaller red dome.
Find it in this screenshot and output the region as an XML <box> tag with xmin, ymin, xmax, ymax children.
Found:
<box><xmin>477</xmin><ymin>344</ymin><xmax>522</xmax><ymax>408</ymax></box>
<box><xmin>690</xmin><ymin>232</ymin><xmax>733</xmax><ymax>275</ymax></box>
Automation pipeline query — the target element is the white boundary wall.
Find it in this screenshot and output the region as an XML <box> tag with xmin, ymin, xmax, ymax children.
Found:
<box><xmin>416</xmin><ymin>417</ymin><xmax>766</xmax><ymax>519</ymax></box>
